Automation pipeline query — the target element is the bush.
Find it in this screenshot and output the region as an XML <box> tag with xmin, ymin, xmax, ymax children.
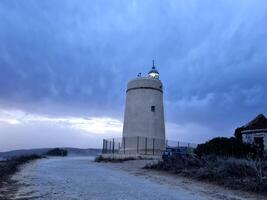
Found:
<box><xmin>234</xmin><ymin>127</ymin><xmax>244</xmax><ymax>141</ymax></box>
<box><xmin>145</xmin><ymin>155</ymin><xmax>267</xmax><ymax>194</ymax></box>
<box><xmin>46</xmin><ymin>148</ymin><xmax>68</xmax><ymax>157</ymax></box>
<box><xmin>194</xmin><ymin>137</ymin><xmax>257</xmax><ymax>158</ymax></box>
<box><xmin>146</xmin><ymin>154</ymin><xmax>204</xmax><ymax>172</ymax></box>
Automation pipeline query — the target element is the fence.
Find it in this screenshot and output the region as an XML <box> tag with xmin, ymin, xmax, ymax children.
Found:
<box><xmin>102</xmin><ymin>136</ymin><xmax>197</xmax><ymax>156</ymax></box>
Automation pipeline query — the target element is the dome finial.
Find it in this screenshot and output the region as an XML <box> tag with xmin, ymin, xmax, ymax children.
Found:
<box><xmin>148</xmin><ymin>60</ymin><xmax>159</xmax><ymax>79</ymax></box>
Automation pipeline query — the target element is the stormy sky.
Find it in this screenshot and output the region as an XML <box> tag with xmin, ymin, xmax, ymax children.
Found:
<box><xmin>0</xmin><ymin>0</ymin><xmax>267</xmax><ymax>151</ymax></box>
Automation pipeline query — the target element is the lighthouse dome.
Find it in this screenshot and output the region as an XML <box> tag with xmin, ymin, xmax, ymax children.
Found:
<box><xmin>148</xmin><ymin>61</ymin><xmax>160</xmax><ymax>79</ymax></box>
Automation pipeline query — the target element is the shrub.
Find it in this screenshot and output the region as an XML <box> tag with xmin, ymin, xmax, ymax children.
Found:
<box><xmin>46</xmin><ymin>148</ymin><xmax>68</xmax><ymax>156</ymax></box>
<box><xmin>194</xmin><ymin>137</ymin><xmax>257</xmax><ymax>158</ymax></box>
<box><xmin>234</xmin><ymin>127</ymin><xmax>244</xmax><ymax>141</ymax></box>
<box><xmin>145</xmin><ymin>155</ymin><xmax>267</xmax><ymax>194</ymax></box>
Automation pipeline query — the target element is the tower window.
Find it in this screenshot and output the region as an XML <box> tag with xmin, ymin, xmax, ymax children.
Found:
<box><xmin>151</xmin><ymin>106</ymin><xmax>155</xmax><ymax>112</ymax></box>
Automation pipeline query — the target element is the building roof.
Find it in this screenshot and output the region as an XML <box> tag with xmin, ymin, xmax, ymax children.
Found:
<box><xmin>148</xmin><ymin>66</ymin><xmax>159</xmax><ymax>75</ymax></box>
<box><xmin>148</xmin><ymin>60</ymin><xmax>160</xmax><ymax>79</ymax></box>
<box><xmin>241</xmin><ymin>129</ymin><xmax>267</xmax><ymax>134</ymax></box>
<box><xmin>242</xmin><ymin>114</ymin><xmax>267</xmax><ymax>131</ymax></box>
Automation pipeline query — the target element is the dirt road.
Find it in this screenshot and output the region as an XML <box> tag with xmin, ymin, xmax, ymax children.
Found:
<box><xmin>0</xmin><ymin>157</ymin><xmax>264</xmax><ymax>200</ymax></box>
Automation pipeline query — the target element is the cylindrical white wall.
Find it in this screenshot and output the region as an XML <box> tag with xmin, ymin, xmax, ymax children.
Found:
<box><xmin>122</xmin><ymin>77</ymin><xmax>165</xmax><ymax>152</ymax></box>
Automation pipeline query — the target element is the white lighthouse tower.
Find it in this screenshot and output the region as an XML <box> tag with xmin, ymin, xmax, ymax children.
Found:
<box><xmin>122</xmin><ymin>61</ymin><xmax>165</xmax><ymax>154</ymax></box>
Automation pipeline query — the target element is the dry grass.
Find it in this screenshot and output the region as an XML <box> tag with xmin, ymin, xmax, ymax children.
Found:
<box><xmin>94</xmin><ymin>155</ymin><xmax>138</xmax><ymax>163</ymax></box>
<box><xmin>145</xmin><ymin>155</ymin><xmax>267</xmax><ymax>195</ymax></box>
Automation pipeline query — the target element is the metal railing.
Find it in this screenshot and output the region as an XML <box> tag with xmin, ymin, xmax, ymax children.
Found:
<box><xmin>102</xmin><ymin>136</ymin><xmax>197</xmax><ymax>155</ymax></box>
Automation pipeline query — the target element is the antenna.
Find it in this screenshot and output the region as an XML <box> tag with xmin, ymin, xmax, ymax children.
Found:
<box><xmin>152</xmin><ymin>60</ymin><xmax>155</xmax><ymax>68</ymax></box>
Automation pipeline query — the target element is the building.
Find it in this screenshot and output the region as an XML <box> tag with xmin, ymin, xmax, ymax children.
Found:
<box><xmin>122</xmin><ymin>62</ymin><xmax>165</xmax><ymax>154</ymax></box>
<box><xmin>242</xmin><ymin>129</ymin><xmax>267</xmax><ymax>150</ymax></box>
<box><xmin>240</xmin><ymin>114</ymin><xmax>267</xmax><ymax>151</ymax></box>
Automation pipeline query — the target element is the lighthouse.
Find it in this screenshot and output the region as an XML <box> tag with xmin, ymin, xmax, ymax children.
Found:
<box><xmin>122</xmin><ymin>61</ymin><xmax>165</xmax><ymax>154</ymax></box>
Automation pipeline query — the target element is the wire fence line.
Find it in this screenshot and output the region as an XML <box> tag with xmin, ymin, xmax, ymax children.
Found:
<box><xmin>102</xmin><ymin>136</ymin><xmax>197</xmax><ymax>156</ymax></box>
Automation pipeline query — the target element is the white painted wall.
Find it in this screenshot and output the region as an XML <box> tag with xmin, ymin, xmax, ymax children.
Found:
<box><xmin>242</xmin><ymin>131</ymin><xmax>267</xmax><ymax>150</ymax></box>
<box><xmin>122</xmin><ymin>77</ymin><xmax>165</xmax><ymax>152</ymax></box>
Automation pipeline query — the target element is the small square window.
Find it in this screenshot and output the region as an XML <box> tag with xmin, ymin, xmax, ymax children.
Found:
<box><xmin>151</xmin><ymin>106</ymin><xmax>155</xmax><ymax>112</ymax></box>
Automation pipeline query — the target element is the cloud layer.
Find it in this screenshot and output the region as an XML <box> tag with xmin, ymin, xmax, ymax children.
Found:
<box><xmin>0</xmin><ymin>1</ymin><xmax>267</xmax><ymax>151</ymax></box>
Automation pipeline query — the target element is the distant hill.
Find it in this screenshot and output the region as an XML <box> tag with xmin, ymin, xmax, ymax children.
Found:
<box><xmin>0</xmin><ymin>147</ymin><xmax>101</xmax><ymax>159</ymax></box>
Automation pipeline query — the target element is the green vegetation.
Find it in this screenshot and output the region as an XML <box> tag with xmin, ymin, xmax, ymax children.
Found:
<box><xmin>145</xmin><ymin>154</ymin><xmax>267</xmax><ymax>194</ymax></box>
<box><xmin>146</xmin><ymin>114</ymin><xmax>267</xmax><ymax>195</ymax></box>
<box><xmin>45</xmin><ymin>148</ymin><xmax>68</xmax><ymax>156</ymax></box>
<box><xmin>194</xmin><ymin>137</ymin><xmax>259</xmax><ymax>158</ymax></box>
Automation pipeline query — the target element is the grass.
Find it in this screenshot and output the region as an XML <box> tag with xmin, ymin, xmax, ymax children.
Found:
<box><xmin>144</xmin><ymin>154</ymin><xmax>267</xmax><ymax>195</ymax></box>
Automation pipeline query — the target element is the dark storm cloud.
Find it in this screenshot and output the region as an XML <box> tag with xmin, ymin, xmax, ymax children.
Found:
<box><xmin>0</xmin><ymin>0</ymin><xmax>267</xmax><ymax>135</ymax></box>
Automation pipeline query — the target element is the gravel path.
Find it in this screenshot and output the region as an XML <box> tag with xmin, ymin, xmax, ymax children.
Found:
<box><xmin>2</xmin><ymin>157</ymin><xmax>264</xmax><ymax>200</ymax></box>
